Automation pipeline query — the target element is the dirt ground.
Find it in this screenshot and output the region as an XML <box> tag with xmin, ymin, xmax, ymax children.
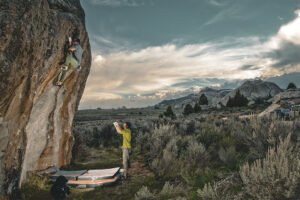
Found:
<box><xmin>20</xmin><ymin>147</ymin><xmax>156</xmax><ymax>200</ymax></box>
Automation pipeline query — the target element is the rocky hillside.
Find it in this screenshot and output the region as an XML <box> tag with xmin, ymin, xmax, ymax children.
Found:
<box><xmin>156</xmin><ymin>80</ymin><xmax>282</xmax><ymax>109</ymax></box>
<box><xmin>0</xmin><ymin>0</ymin><xmax>91</xmax><ymax>197</ymax></box>
<box><xmin>217</xmin><ymin>80</ymin><xmax>282</xmax><ymax>106</ymax></box>
<box><xmin>259</xmin><ymin>88</ymin><xmax>300</xmax><ymax>116</ymax></box>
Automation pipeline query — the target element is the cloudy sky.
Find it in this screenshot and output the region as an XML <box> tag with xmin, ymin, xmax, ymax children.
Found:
<box><xmin>79</xmin><ymin>0</ymin><xmax>300</xmax><ymax>109</ymax></box>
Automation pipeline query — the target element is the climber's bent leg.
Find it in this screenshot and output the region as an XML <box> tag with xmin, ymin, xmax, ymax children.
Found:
<box><xmin>58</xmin><ymin>68</ymin><xmax>69</xmax><ymax>82</ymax></box>
<box><xmin>64</xmin><ymin>54</ymin><xmax>79</xmax><ymax>70</ymax></box>
<box><xmin>56</xmin><ymin>55</ymin><xmax>78</xmax><ymax>85</ymax></box>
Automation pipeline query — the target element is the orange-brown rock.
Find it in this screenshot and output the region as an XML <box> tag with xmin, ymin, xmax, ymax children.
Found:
<box><xmin>0</xmin><ymin>0</ymin><xmax>91</xmax><ymax>197</ymax></box>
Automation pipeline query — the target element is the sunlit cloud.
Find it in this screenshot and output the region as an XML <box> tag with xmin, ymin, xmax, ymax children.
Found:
<box><xmin>264</xmin><ymin>9</ymin><xmax>300</xmax><ymax>73</ymax></box>
<box><xmin>80</xmin><ymin>10</ymin><xmax>300</xmax><ymax>109</ymax></box>
<box><xmin>278</xmin><ymin>10</ymin><xmax>300</xmax><ymax>45</ymax></box>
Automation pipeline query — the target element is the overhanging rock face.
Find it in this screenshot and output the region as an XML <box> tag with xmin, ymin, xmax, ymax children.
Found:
<box><xmin>0</xmin><ymin>0</ymin><xmax>91</xmax><ymax>197</ymax></box>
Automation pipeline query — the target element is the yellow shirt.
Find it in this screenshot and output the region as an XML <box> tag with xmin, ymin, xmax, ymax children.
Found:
<box><xmin>119</xmin><ymin>129</ymin><xmax>131</xmax><ymax>148</ymax></box>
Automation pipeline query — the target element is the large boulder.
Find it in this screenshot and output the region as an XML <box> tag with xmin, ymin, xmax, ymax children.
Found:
<box><xmin>259</xmin><ymin>89</ymin><xmax>300</xmax><ymax>117</ymax></box>
<box><xmin>199</xmin><ymin>87</ymin><xmax>232</xmax><ymax>106</ymax></box>
<box><xmin>0</xmin><ymin>0</ymin><xmax>91</xmax><ymax>197</ymax></box>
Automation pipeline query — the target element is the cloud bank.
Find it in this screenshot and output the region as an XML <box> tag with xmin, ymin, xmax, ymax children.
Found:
<box><xmin>80</xmin><ymin>10</ymin><xmax>300</xmax><ymax>109</ymax></box>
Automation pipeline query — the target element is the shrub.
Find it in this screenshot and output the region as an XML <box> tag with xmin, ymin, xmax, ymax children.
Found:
<box><xmin>71</xmin><ymin>143</ymin><xmax>89</xmax><ymax>162</ymax></box>
<box><xmin>185</xmin><ymin>120</ymin><xmax>195</xmax><ymax>135</ymax></box>
<box><xmin>20</xmin><ymin>176</ymin><xmax>50</xmax><ymax>200</ymax></box>
<box><xmin>159</xmin><ymin>181</ymin><xmax>186</xmax><ymax>199</ymax></box>
<box><xmin>133</xmin><ymin>116</ymin><xmax>299</xmax><ymax>199</ymax></box>
<box><xmin>160</xmin><ymin>181</ymin><xmax>174</xmax><ymax>195</ymax></box>
<box><xmin>135</xmin><ymin>186</ymin><xmax>154</xmax><ymax>200</ymax></box>
<box><xmin>239</xmin><ymin>133</ymin><xmax>300</xmax><ymax>199</ymax></box>
<box><xmin>172</xmin><ymin>197</ymin><xmax>187</xmax><ymax>200</ymax></box>
<box><xmin>135</xmin><ymin>182</ymin><xmax>186</xmax><ymax>200</ymax></box>
<box><xmin>197</xmin><ymin>182</ymin><xmax>219</xmax><ymax>200</ymax></box>
<box><xmin>160</xmin><ymin>137</ymin><xmax>179</xmax><ymax>172</ymax></box>
<box><xmin>196</xmin><ymin>124</ymin><xmax>222</xmax><ymax>149</ymax></box>
<box><xmin>185</xmin><ymin>140</ymin><xmax>206</xmax><ymax>162</ymax></box>
<box><xmin>218</xmin><ymin>146</ymin><xmax>238</xmax><ymax>168</ymax></box>
<box><xmin>199</xmin><ymin>94</ymin><xmax>208</xmax><ymax>105</ymax></box>
<box><xmin>150</xmin><ymin>124</ymin><xmax>177</xmax><ymax>157</ymax></box>
<box><xmin>183</xmin><ymin>104</ymin><xmax>194</xmax><ymax>115</ymax></box>
<box><xmin>135</xmin><ymin>130</ymin><xmax>152</xmax><ymax>155</ymax></box>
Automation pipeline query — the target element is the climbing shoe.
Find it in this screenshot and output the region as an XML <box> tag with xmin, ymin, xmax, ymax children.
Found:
<box><xmin>55</xmin><ymin>82</ymin><xmax>63</xmax><ymax>86</ymax></box>
<box><xmin>61</xmin><ymin>66</ymin><xmax>68</xmax><ymax>71</ymax></box>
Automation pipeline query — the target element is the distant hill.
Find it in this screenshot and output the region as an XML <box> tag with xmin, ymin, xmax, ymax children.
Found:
<box><xmin>156</xmin><ymin>80</ymin><xmax>282</xmax><ymax>108</ymax></box>
<box><xmin>157</xmin><ymin>87</ymin><xmax>232</xmax><ymax>108</ymax></box>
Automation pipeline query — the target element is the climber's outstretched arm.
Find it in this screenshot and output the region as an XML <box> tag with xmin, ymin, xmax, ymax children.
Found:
<box><xmin>114</xmin><ymin>123</ymin><xmax>122</xmax><ymax>134</ymax></box>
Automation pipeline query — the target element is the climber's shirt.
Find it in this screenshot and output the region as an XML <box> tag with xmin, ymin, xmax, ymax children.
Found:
<box><xmin>73</xmin><ymin>44</ymin><xmax>83</xmax><ymax>64</ymax></box>
<box><xmin>119</xmin><ymin>129</ymin><xmax>131</xmax><ymax>149</ymax></box>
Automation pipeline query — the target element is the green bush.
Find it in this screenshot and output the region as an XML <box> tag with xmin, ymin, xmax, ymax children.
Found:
<box><xmin>197</xmin><ymin>182</ymin><xmax>219</xmax><ymax>200</ymax></box>
<box><xmin>20</xmin><ymin>176</ymin><xmax>51</xmax><ymax>200</ymax></box>
<box><xmin>133</xmin><ymin>116</ymin><xmax>300</xmax><ymax>199</ymax></box>
<box><xmin>240</xmin><ymin>133</ymin><xmax>300</xmax><ymax>199</ymax></box>
<box><xmin>134</xmin><ymin>182</ymin><xmax>186</xmax><ymax>200</ymax></box>
<box><xmin>135</xmin><ymin>186</ymin><xmax>154</xmax><ymax>200</ymax></box>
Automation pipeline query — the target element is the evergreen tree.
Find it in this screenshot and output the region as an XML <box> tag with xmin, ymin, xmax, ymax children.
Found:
<box><xmin>226</xmin><ymin>90</ymin><xmax>248</xmax><ymax>107</ymax></box>
<box><xmin>287</xmin><ymin>82</ymin><xmax>297</xmax><ymax>89</ymax></box>
<box><xmin>183</xmin><ymin>104</ymin><xmax>194</xmax><ymax>115</ymax></box>
<box><xmin>164</xmin><ymin>105</ymin><xmax>175</xmax><ymax>118</ymax></box>
<box><xmin>199</xmin><ymin>94</ymin><xmax>208</xmax><ymax>105</ymax></box>
<box><xmin>194</xmin><ymin>102</ymin><xmax>201</xmax><ymax>112</ymax></box>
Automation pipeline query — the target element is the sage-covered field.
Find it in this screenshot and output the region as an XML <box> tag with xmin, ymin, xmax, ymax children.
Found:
<box><xmin>20</xmin><ymin>105</ymin><xmax>300</xmax><ymax>200</ymax></box>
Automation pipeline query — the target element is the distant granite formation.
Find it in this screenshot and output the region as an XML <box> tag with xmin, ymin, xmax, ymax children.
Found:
<box><xmin>217</xmin><ymin>80</ymin><xmax>282</xmax><ymax>106</ymax></box>
<box><xmin>0</xmin><ymin>0</ymin><xmax>91</xmax><ymax>197</ymax></box>
<box><xmin>156</xmin><ymin>87</ymin><xmax>232</xmax><ymax>108</ymax></box>
<box><xmin>156</xmin><ymin>80</ymin><xmax>282</xmax><ymax>109</ymax></box>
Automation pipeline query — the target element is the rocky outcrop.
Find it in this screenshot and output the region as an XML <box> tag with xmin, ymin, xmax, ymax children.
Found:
<box><xmin>156</xmin><ymin>80</ymin><xmax>282</xmax><ymax>109</ymax></box>
<box><xmin>199</xmin><ymin>87</ymin><xmax>232</xmax><ymax>106</ymax></box>
<box><xmin>156</xmin><ymin>87</ymin><xmax>232</xmax><ymax>109</ymax></box>
<box><xmin>0</xmin><ymin>0</ymin><xmax>91</xmax><ymax>197</ymax></box>
<box><xmin>259</xmin><ymin>89</ymin><xmax>300</xmax><ymax>116</ymax></box>
<box><xmin>217</xmin><ymin>80</ymin><xmax>282</xmax><ymax>106</ymax></box>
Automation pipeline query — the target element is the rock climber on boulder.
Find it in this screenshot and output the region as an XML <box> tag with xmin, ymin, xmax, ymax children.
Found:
<box><xmin>56</xmin><ymin>38</ymin><xmax>83</xmax><ymax>86</ymax></box>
